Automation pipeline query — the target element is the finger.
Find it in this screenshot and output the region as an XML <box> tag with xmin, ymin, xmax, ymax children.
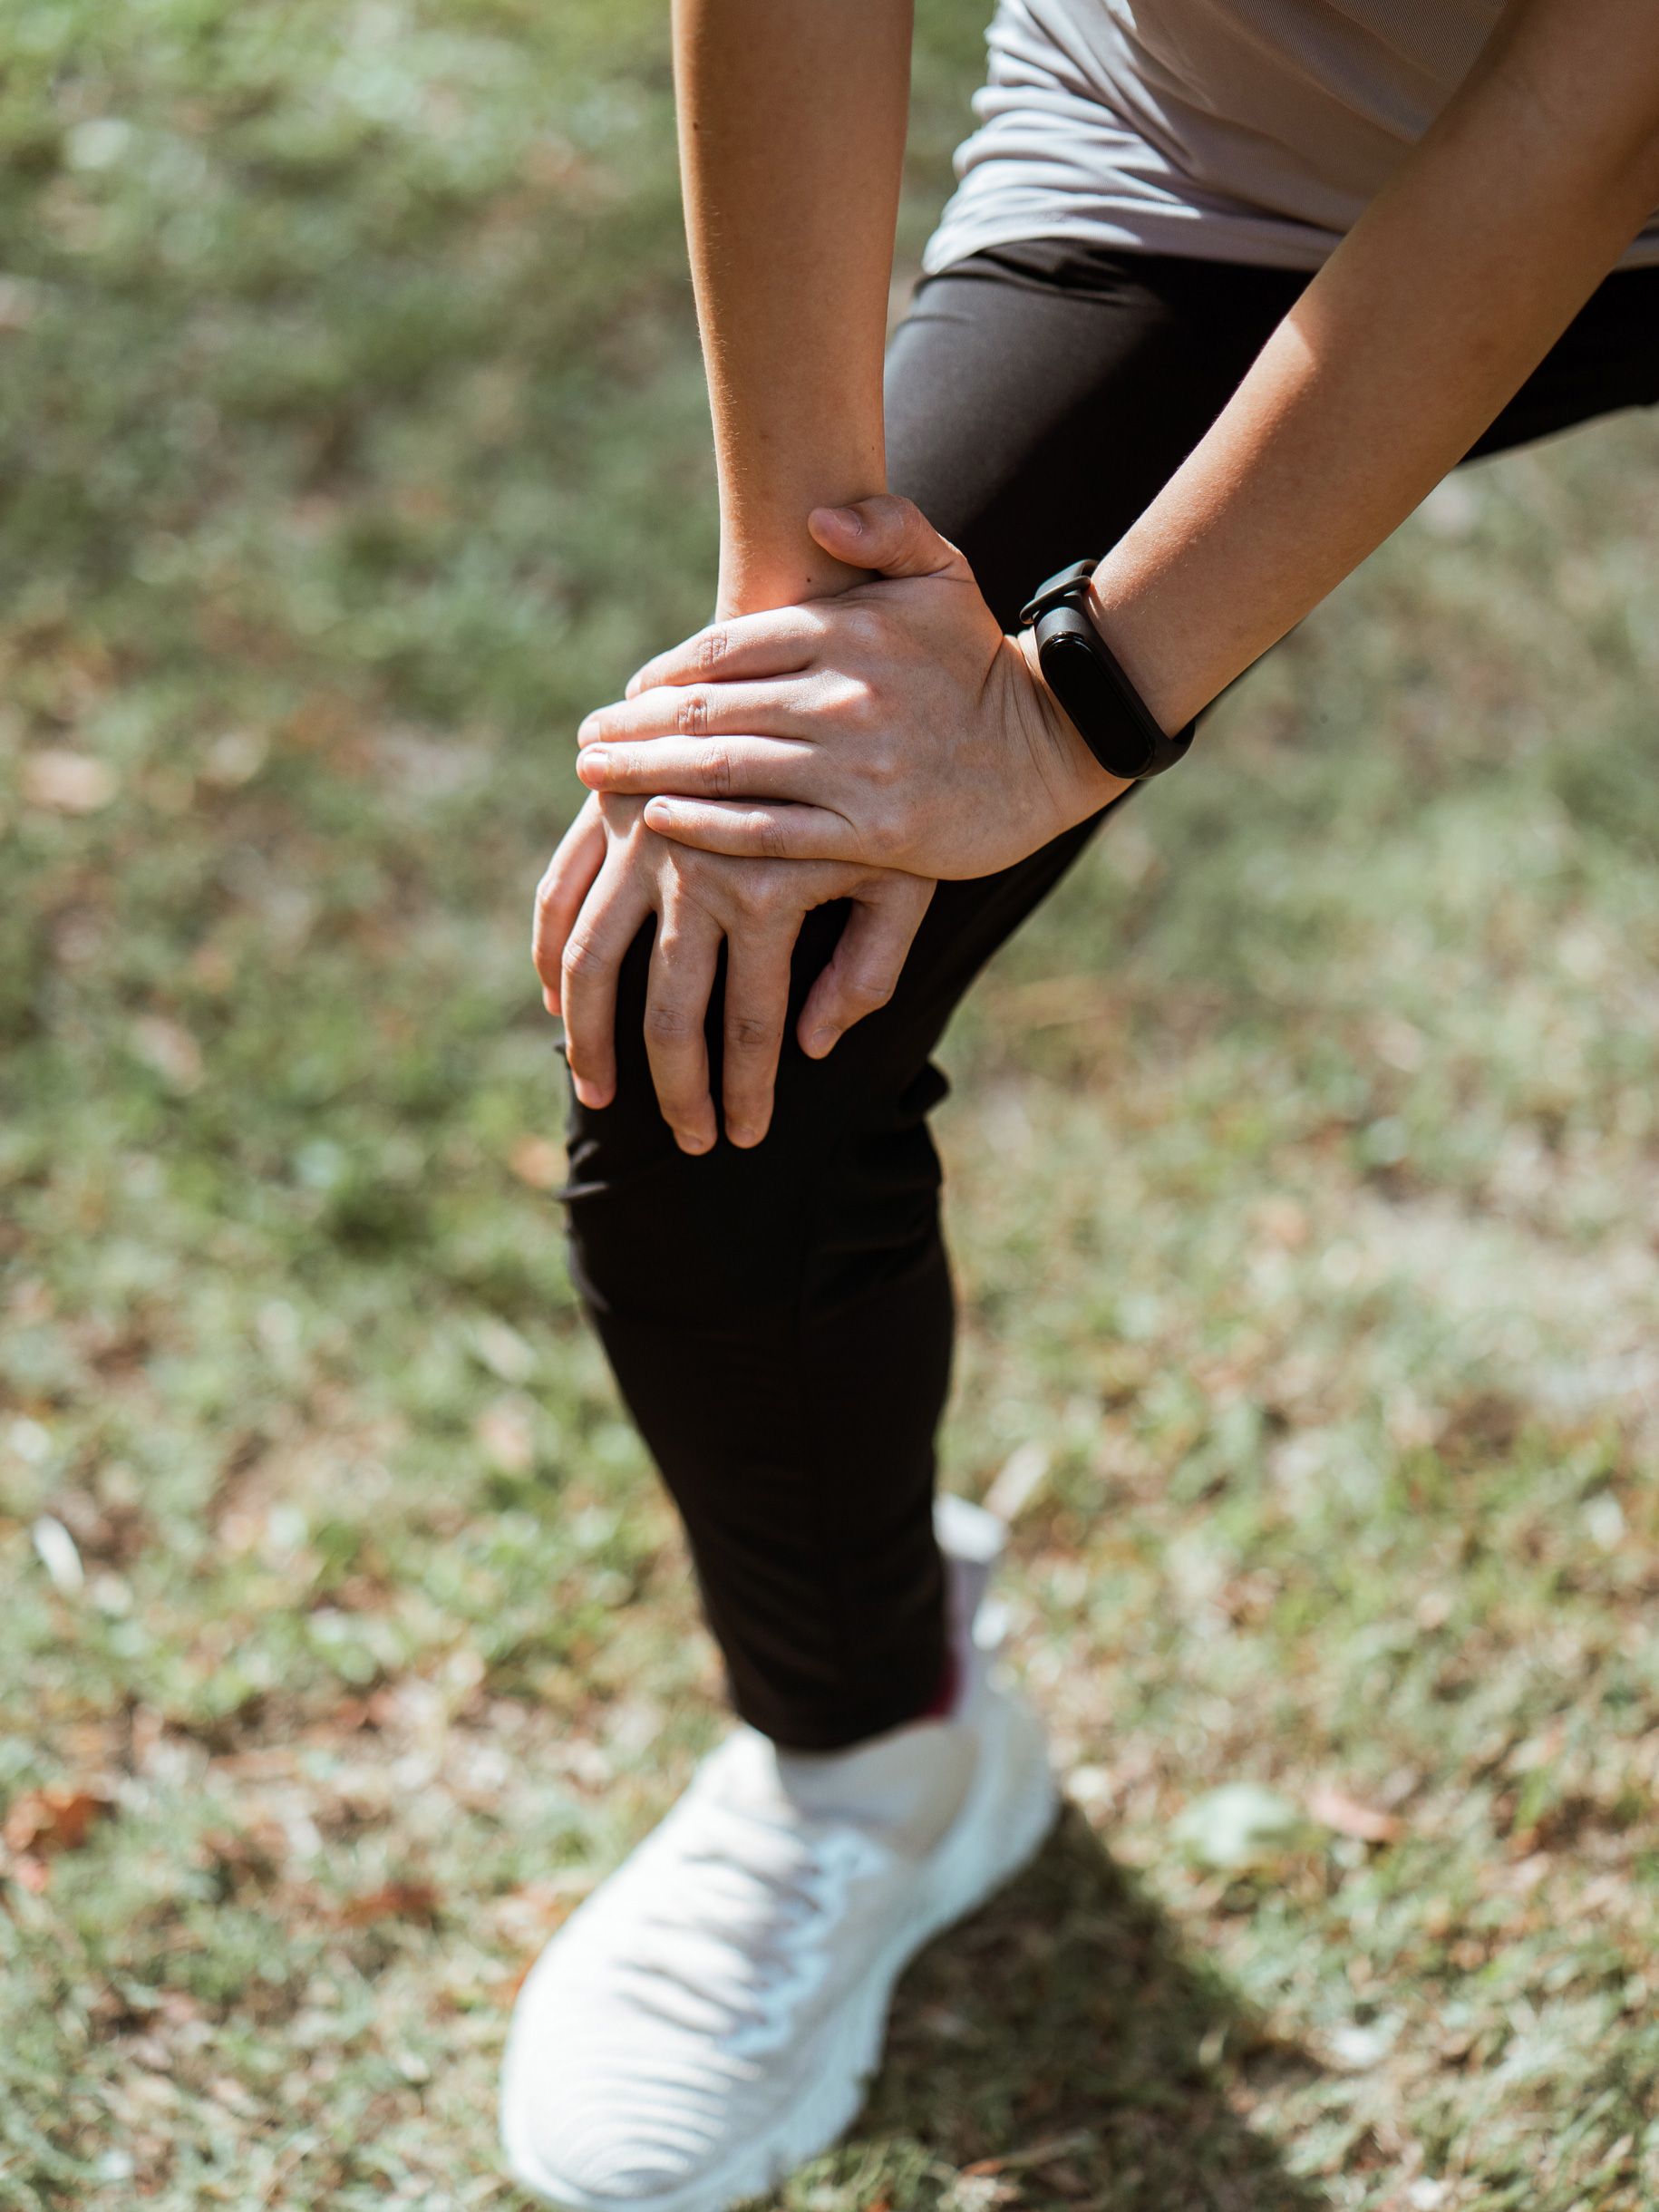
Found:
<box><xmin>561</xmin><ymin>868</ymin><xmax>651</xmax><ymax>1111</ymax></box>
<box><xmin>797</xmin><ymin>878</ymin><xmax>935</xmax><ymax>1059</ymax></box>
<box><xmin>721</xmin><ymin>920</ymin><xmax>799</xmax><ymax>1150</ymax></box>
<box><xmin>807</xmin><ymin>493</ymin><xmax>973</xmax><ymax>587</ymax></box>
<box><xmin>643</xmin><ymin>907</ymin><xmax>723</xmax><ymax>1155</ymax></box>
<box><xmin>578</xmin><ymin>734</ymin><xmax>815</xmax><ymax>803</ymax></box>
<box><xmin>531</xmin><ymin>804</ymin><xmax>606</xmax><ymax>1016</ymax></box>
<box><xmin>641</xmin><ymin>797</ymin><xmax>857</xmax><ymax>865</ymax></box>
<box><xmin>624</xmin><ymin>608</ymin><xmax>829</xmax><ymax>698</ymax></box>
<box><xmin>579</xmin><ymin>678</ymin><xmax>810</xmax><ymax>750</ymax></box>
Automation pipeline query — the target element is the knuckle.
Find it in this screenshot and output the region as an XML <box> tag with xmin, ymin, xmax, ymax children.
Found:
<box><xmin>735</xmin><ymin>870</ymin><xmax>784</xmax><ymax>922</ymax></box>
<box><xmin>695</xmin><ymin>626</ymin><xmax>730</xmax><ymax>675</ymax></box>
<box><xmin>844</xmin><ymin>606</ymin><xmax>886</xmax><ymax>655</ymax></box>
<box><xmin>645</xmin><ymin>1000</ymin><xmax>698</xmax><ymax>1044</ymax></box>
<box><xmin>675</xmin><ymin>689</ymin><xmax>711</xmax><ymax>738</ymax></box>
<box><xmin>726</xmin><ymin>1012</ymin><xmax>777</xmax><ymax>1051</ymax></box>
<box><xmin>848</xmin><ymin>971</ymin><xmax>895</xmax><ymax>1012</ymax></box>
<box><xmin>866</xmin><ymin>737</ymin><xmax>900</xmax><ymax>789</ymax></box>
<box><xmin>670</xmin><ymin>847</ymin><xmax>717</xmax><ymax>897</ymax></box>
<box><xmin>705</xmin><ymin>744</ymin><xmax>732</xmax><ymax>799</ymax></box>
<box><xmin>561</xmin><ymin>932</ymin><xmax>601</xmax><ymax>982</ymax></box>
<box><xmin>841</xmin><ymin>680</ymin><xmax>878</xmax><ymax>733</ymax></box>
<box><xmin>867</xmin><ymin>813</ymin><xmax>905</xmax><ymax>865</ymax></box>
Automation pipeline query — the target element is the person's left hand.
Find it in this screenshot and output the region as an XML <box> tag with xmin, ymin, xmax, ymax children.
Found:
<box><xmin>571</xmin><ymin>495</ymin><xmax>1128</xmax><ymax>882</ymax></box>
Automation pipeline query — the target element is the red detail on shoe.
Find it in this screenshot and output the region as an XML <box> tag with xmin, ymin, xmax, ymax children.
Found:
<box><xmin>918</xmin><ymin>1646</ymin><xmax>960</xmax><ymax>1722</ymax></box>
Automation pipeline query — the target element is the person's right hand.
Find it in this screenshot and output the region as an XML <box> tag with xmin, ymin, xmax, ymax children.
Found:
<box><xmin>532</xmin><ymin>792</ymin><xmax>935</xmax><ymax>1153</ymax></box>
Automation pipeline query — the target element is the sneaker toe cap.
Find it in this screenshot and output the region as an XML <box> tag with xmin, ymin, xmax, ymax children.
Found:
<box><xmin>503</xmin><ymin>2083</ymin><xmax>725</xmax><ymax>2208</ymax></box>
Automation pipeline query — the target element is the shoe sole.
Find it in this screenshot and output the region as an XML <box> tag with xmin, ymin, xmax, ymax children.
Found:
<box><xmin>501</xmin><ymin>1682</ymin><xmax>1059</xmax><ymax>2212</ymax></box>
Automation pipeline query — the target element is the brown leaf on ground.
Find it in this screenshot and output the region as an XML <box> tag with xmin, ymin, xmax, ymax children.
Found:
<box><xmin>491</xmin><ymin>1961</ymin><xmax>536</xmax><ymax>2008</ymax></box>
<box><xmin>130</xmin><ymin>1014</ymin><xmax>204</xmax><ymax>1093</ymax></box>
<box><xmin>1308</xmin><ymin>1781</ymin><xmax>1403</xmax><ymax>1845</ymax></box>
<box><xmin>960</xmin><ymin>2132</ymin><xmax>1100</xmax><ymax>2179</ymax></box>
<box><xmin>337</xmin><ymin>1880</ymin><xmax>441</xmax><ymax>1926</ymax></box>
<box><xmin>196</xmin><ymin>1823</ymin><xmax>286</xmax><ymax>1895</ymax></box>
<box><xmin>22</xmin><ymin>749</ymin><xmax>119</xmax><ymax>812</ymax></box>
<box><xmin>475</xmin><ymin>1397</ymin><xmax>535</xmax><ymax>1473</ymax></box>
<box><xmin>4</xmin><ymin>1785</ymin><xmax>113</xmax><ymax>1858</ymax></box>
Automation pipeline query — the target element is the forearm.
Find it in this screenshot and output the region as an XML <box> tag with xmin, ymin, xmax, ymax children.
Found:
<box><xmin>1089</xmin><ymin>0</ymin><xmax>1659</xmax><ymax>736</ymax></box>
<box><xmin>672</xmin><ymin>0</ymin><xmax>911</xmax><ymax>616</ymax></box>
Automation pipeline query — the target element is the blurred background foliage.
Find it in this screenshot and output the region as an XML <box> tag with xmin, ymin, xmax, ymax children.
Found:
<box><xmin>3</xmin><ymin>2</ymin><xmax>1659</xmax><ymax>2207</ymax></box>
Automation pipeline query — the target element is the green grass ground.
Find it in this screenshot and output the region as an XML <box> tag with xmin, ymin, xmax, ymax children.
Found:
<box><xmin>3</xmin><ymin>4</ymin><xmax>1658</xmax><ymax>2207</ymax></box>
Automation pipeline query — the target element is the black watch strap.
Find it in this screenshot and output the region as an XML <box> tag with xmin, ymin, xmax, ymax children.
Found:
<box><xmin>1018</xmin><ymin>558</ymin><xmax>1195</xmax><ymax>782</ymax></box>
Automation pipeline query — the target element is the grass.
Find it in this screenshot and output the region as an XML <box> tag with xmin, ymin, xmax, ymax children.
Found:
<box><xmin>2</xmin><ymin>2</ymin><xmax>1657</xmax><ymax>2206</ymax></box>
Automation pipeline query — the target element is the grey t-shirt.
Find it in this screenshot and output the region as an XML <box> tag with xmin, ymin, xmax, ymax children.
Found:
<box><xmin>923</xmin><ymin>0</ymin><xmax>1659</xmax><ymax>274</ymax></box>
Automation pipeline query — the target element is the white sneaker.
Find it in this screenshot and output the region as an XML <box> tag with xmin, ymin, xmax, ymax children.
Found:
<box><xmin>500</xmin><ymin>1495</ymin><xmax>1056</xmax><ymax>2212</ymax></box>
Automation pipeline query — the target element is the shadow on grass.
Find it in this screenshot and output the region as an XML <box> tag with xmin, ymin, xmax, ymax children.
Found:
<box><xmin>839</xmin><ymin>1804</ymin><xmax>1327</xmax><ymax>2210</ymax></box>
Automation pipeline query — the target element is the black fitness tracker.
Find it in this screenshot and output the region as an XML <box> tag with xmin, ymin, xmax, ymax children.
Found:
<box><xmin>1018</xmin><ymin>558</ymin><xmax>1195</xmax><ymax>781</ymax></box>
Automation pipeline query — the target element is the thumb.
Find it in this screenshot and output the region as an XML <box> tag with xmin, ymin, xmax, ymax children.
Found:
<box><xmin>808</xmin><ymin>493</ymin><xmax>971</xmax><ymax>585</ymax></box>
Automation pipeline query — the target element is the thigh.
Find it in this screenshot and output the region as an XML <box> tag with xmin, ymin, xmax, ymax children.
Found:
<box><xmin>886</xmin><ymin>241</ymin><xmax>1305</xmax><ymax>623</ymax></box>
<box><xmin>814</xmin><ymin>244</ymin><xmax>1306</xmax><ymax>1080</ymax></box>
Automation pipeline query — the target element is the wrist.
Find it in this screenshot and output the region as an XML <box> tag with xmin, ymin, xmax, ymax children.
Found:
<box><xmin>1082</xmin><ymin>564</ymin><xmax>1213</xmax><ymax>736</ymax></box>
<box><xmin>1012</xmin><ymin>627</ymin><xmax>1131</xmax><ymax>827</ymax></box>
<box><xmin>716</xmin><ymin>552</ymin><xmax>871</xmax><ymax>622</ymax></box>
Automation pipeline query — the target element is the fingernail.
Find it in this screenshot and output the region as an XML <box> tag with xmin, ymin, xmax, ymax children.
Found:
<box><xmin>676</xmin><ymin>1129</ymin><xmax>713</xmax><ymax>1156</ymax></box>
<box><xmin>821</xmin><ymin>504</ymin><xmax>862</xmax><ymax>535</ymax></box>
<box><xmin>727</xmin><ymin>1123</ymin><xmax>758</xmax><ymax>1149</ymax></box>
<box><xmin>577</xmin><ymin>746</ymin><xmax>608</xmax><ymax>783</ymax></box>
<box><xmin>572</xmin><ymin>1077</ymin><xmax>601</xmax><ymax>1108</ymax></box>
<box><xmin>804</xmin><ymin>1026</ymin><xmax>839</xmax><ymax>1058</ymax></box>
<box><xmin>543</xmin><ymin>988</ymin><xmax>559</xmax><ymax>1016</ymax></box>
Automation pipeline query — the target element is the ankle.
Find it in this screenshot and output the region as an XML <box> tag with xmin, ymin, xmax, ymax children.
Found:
<box><xmin>917</xmin><ymin>1644</ymin><xmax>960</xmax><ymax>1723</ymax></box>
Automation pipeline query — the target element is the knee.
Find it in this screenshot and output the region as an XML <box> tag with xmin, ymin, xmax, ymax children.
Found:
<box><xmin>557</xmin><ymin>904</ymin><xmax>946</xmax><ymax>1324</ymax></box>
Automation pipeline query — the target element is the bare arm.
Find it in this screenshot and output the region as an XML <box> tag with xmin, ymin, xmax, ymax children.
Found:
<box><xmin>533</xmin><ymin>0</ymin><xmax>927</xmax><ymax>1150</ymax></box>
<box><xmin>674</xmin><ymin>0</ymin><xmax>912</xmax><ymax>615</ymax></box>
<box><xmin>581</xmin><ymin>0</ymin><xmax>1659</xmax><ymax>886</ymax></box>
<box><xmin>1091</xmin><ymin>0</ymin><xmax>1659</xmax><ymax>732</ymax></box>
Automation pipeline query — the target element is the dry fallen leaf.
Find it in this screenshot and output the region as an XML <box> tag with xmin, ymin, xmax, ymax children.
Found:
<box><xmin>337</xmin><ymin>1879</ymin><xmax>440</xmax><ymax>1927</ymax></box>
<box><xmin>1251</xmin><ymin>1194</ymin><xmax>1309</xmax><ymax>1248</ymax></box>
<box><xmin>0</xmin><ymin>275</ymin><xmax>42</xmax><ymax>331</ymax></box>
<box><xmin>961</xmin><ymin>2132</ymin><xmax>1100</xmax><ymax>2178</ymax></box>
<box><xmin>22</xmin><ymin>749</ymin><xmax>119</xmax><ymax>813</ymax></box>
<box><xmin>130</xmin><ymin>1014</ymin><xmax>204</xmax><ymax>1093</ymax></box>
<box><xmin>985</xmin><ymin>1441</ymin><xmax>1049</xmax><ymax>1524</ymax></box>
<box><xmin>492</xmin><ymin>1960</ymin><xmax>536</xmax><ymax>2008</ymax></box>
<box><xmin>1308</xmin><ymin>1781</ymin><xmax>1403</xmax><ymax>1845</ymax></box>
<box><xmin>1174</xmin><ymin>1781</ymin><xmax>1309</xmax><ymax>1868</ymax></box>
<box><xmin>475</xmin><ymin>1397</ymin><xmax>535</xmax><ymax>1474</ymax></box>
<box><xmin>4</xmin><ymin>1784</ymin><xmax>113</xmax><ymax>1857</ymax></box>
<box><xmin>31</xmin><ymin>1514</ymin><xmax>85</xmax><ymax>1596</ymax></box>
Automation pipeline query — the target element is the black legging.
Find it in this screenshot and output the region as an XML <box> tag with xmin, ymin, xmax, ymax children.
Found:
<box><xmin>562</xmin><ymin>238</ymin><xmax>1659</xmax><ymax>1751</ymax></box>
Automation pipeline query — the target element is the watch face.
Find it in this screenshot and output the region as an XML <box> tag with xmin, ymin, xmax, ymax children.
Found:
<box><xmin>1041</xmin><ymin>629</ymin><xmax>1156</xmax><ymax>780</ymax></box>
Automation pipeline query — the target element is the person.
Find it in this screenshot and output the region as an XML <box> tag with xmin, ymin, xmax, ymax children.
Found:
<box><xmin>503</xmin><ymin>1</ymin><xmax>1659</xmax><ymax>2203</ymax></box>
